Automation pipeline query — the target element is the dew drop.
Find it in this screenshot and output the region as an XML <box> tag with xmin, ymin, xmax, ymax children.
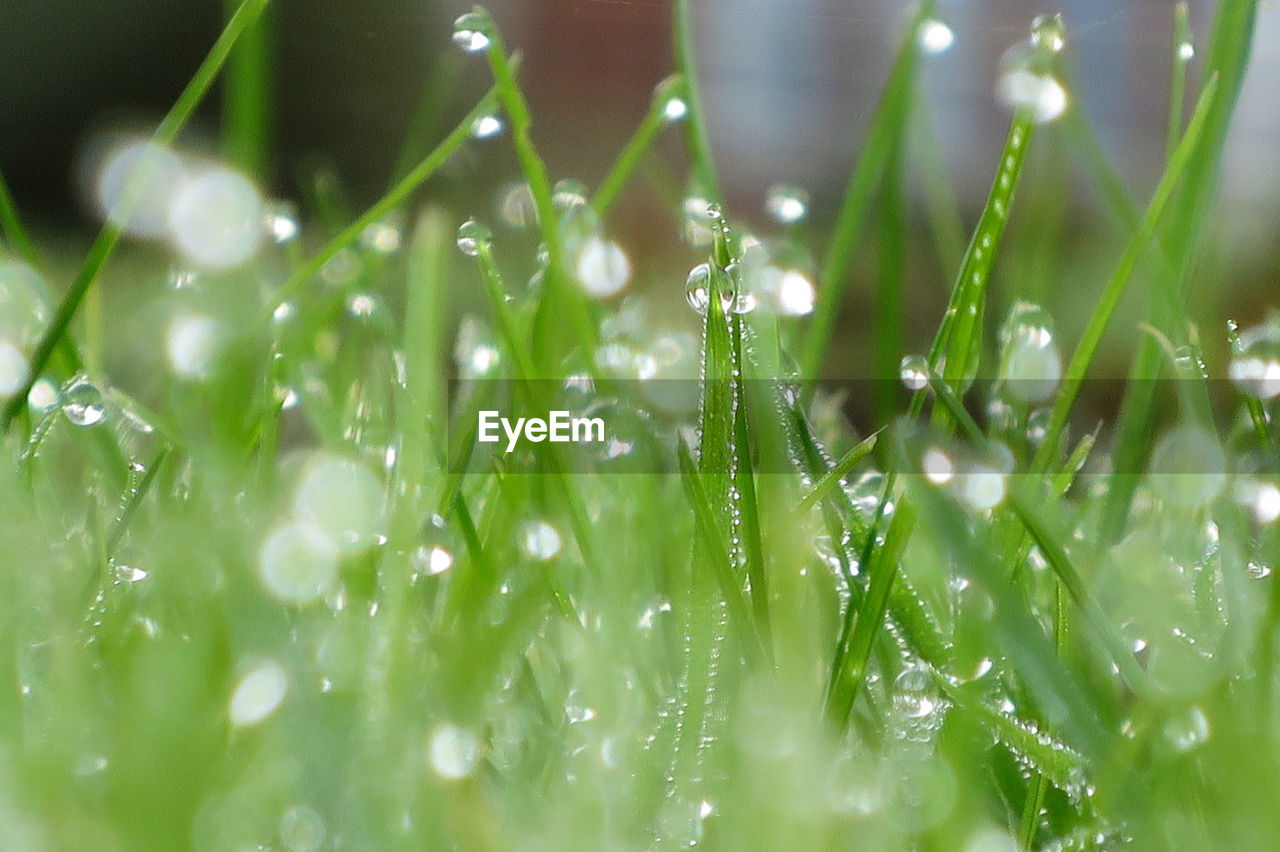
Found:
<box><xmin>575</xmin><ymin>236</ymin><xmax>632</xmax><ymax>298</ymax></box>
<box><xmin>773</xmin><ymin>269</ymin><xmax>816</xmax><ymax>316</ymax></box>
<box><xmin>454</xmin><ymin>316</ymin><xmax>500</xmax><ymax>377</ymax></box>
<box><xmin>455</xmin><ymin>219</ymin><xmax>492</xmax><ymax>257</ymax></box>
<box><xmin>264</xmin><ymin>201</ymin><xmax>300</xmax><ymax>243</ymax></box>
<box><xmin>892</xmin><ymin>666</ymin><xmax>939</xmax><ymax>719</ymax></box>
<box><xmin>498</xmin><ymin>182</ymin><xmax>537</xmax><ymax>229</ymax></box>
<box><xmin>0</xmin><ymin>261</ymin><xmax>52</xmax><ymax>347</ymax></box>
<box><xmin>685</xmin><ymin>263</ymin><xmax>712</xmax><ymax>315</ymax></box>
<box><xmin>412</xmin><ymin>544</ymin><xmax>454</xmax><ymax>577</ymax></box>
<box><xmin>228</xmin><ymin>660</ymin><xmax>288</xmax><ymax>727</ymax></box>
<box><xmin>1236</xmin><ymin>479</ymin><xmax>1280</xmax><ymax>525</ymax></box>
<box><xmin>553</xmin><ymin>179</ymin><xmax>590</xmax><ymax>210</ymax></box>
<box><xmin>764</xmin><ymin>184</ymin><xmax>809</xmax><ymax>225</ymax></box>
<box><xmin>62</xmin><ymin>375</ymin><xmax>106</xmax><ymax>426</ymax></box>
<box><xmin>1148</xmin><ymin>424</ymin><xmax>1226</xmax><ymax>511</ymax></box>
<box><xmin>899</xmin><ymin>354</ymin><xmax>930</xmax><ymax>391</ymax></box>
<box><xmin>166</xmin><ymin>314</ymin><xmax>221</xmax><ymax>381</ymax></box>
<box><xmin>958</xmin><ymin>466</ymin><xmax>1008</xmax><ymax>512</ymax></box>
<box><xmin>1228</xmin><ymin>316</ymin><xmax>1280</xmax><ymax>400</ymax></box>
<box><xmin>428</xmin><ymin>722</ymin><xmax>480</xmax><ymax>780</ymax></box>
<box><xmin>999</xmin><ymin>301</ymin><xmax>1060</xmax><ymax>403</ymax></box>
<box><xmin>27</xmin><ymin>377</ymin><xmax>58</xmax><ymax>411</ymax></box>
<box><xmin>653</xmin><ymin>75</ymin><xmax>688</xmax><ymax>122</ymax></box>
<box><xmin>293</xmin><ymin>452</ymin><xmax>385</xmax><ymax>554</ymax></box>
<box><xmin>922</xmin><ymin>447</ymin><xmax>955</xmax><ymax>484</ymax></box>
<box><xmin>471</xmin><ymin>113</ymin><xmax>504</xmax><ymax>139</ymax></box>
<box><xmin>259</xmin><ymin>521</ymin><xmax>340</xmax><ymax>604</ymax></box>
<box><xmin>279</xmin><ymin>804</ymin><xmax>326</xmax><ymax>852</ymax></box>
<box><xmin>451</xmin><ymin>11</ymin><xmax>493</xmax><ymax>53</ymax></box>
<box><xmin>0</xmin><ymin>340</ymin><xmax>28</xmax><ymax>398</ymax></box>
<box><xmin>1029</xmin><ymin>14</ymin><xmax>1066</xmax><ymax>54</ymax></box>
<box><xmin>1177</xmin><ymin>41</ymin><xmax>1195</xmax><ymax>62</ymax></box>
<box><xmin>682</xmin><ymin>197</ymin><xmax>714</xmax><ymax>246</ymax></box>
<box><xmin>95</xmin><ymin>139</ymin><xmax>185</xmax><ymax>238</ymax></box>
<box><xmin>168</xmin><ymin>167</ymin><xmax>265</xmax><ymax>269</ymax></box>
<box><xmin>1163</xmin><ymin>705</ymin><xmax>1210</xmax><ymax>753</ymax></box>
<box><xmin>521</xmin><ymin>520</ymin><xmax>562</xmax><ymax>561</ymax></box>
<box><xmin>918</xmin><ymin>18</ymin><xmax>955</xmax><ymax>55</ymax></box>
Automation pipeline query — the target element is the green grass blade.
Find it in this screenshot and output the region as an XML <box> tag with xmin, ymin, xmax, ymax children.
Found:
<box><xmin>672</xmin><ymin>0</ymin><xmax>720</xmax><ymax>200</ymax></box>
<box><xmin>795</xmin><ymin>431</ymin><xmax>880</xmax><ymax>514</ymax></box>
<box><xmin>1030</xmin><ymin>76</ymin><xmax>1219</xmax><ymax>474</ymax></box>
<box><xmin>592</xmin><ymin>77</ymin><xmax>682</xmax><ymax>216</ymax></box>
<box><xmin>801</xmin><ymin>4</ymin><xmax>928</xmax><ymax>384</ymax></box>
<box><xmin>826</xmin><ymin>499</ymin><xmax>917</xmax><ymax>725</ymax></box>
<box><xmin>873</xmin><ymin>137</ymin><xmax>908</xmax><ymax>420</ymax></box>
<box><xmin>1166</xmin><ymin>3</ymin><xmax>1193</xmax><ymax>160</ymax></box>
<box><xmin>221</xmin><ymin>0</ymin><xmax>273</xmax><ymax>178</ymax></box>
<box><xmin>0</xmin><ymin>168</ymin><xmax>40</xmax><ymax>266</ymax></box>
<box><xmin>1</xmin><ymin>0</ymin><xmax>272</xmax><ymax>433</ymax></box>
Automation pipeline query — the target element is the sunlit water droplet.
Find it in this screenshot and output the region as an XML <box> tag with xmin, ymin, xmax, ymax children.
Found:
<box><xmin>168</xmin><ymin>167</ymin><xmax>265</xmax><ymax>269</ymax></box>
<box><xmin>27</xmin><ymin>377</ymin><xmax>58</xmax><ymax>411</ymax></box>
<box><xmin>918</xmin><ymin>18</ymin><xmax>955</xmax><ymax>55</ymax></box>
<box><xmin>575</xmin><ymin>236</ymin><xmax>631</xmax><ymax>298</ymax></box>
<box><xmin>900</xmin><ymin>354</ymin><xmax>930</xmax><ymax>391</ymax></box>
<box><xmin>360</xmin><ymin>219</ymin><xmax>402</xmax><ymax>254</ymax></box>
<box><xmin>1148</xmin><ymin>424</ymin><xmax>1227</xmax><ymax>511</ymax></box>
<box><xmin>0</xmin><ymin>340</ymin><xmax>28</xmax><ymax>398</ymax></box>
<box><xmin>772</xmin><ymin>268</ymin><xmax>816</xmax><ymax>316</ymax></box>
<box><xmin>521</xmin><ymin>520</ymin><xmax>562</xmax><ymax>561</ymax></box>
<box><xmin>0</xmin><ymin>261</ymin><xmax>52</xmax><ymax>347</ymax></box>
<box><xmin>412</xmin><ymin>544</ymin><xmax>454</xmax><ymax>577</ymax></box>
<box><xmin>228</xmin><ymin>660</ymin><xmax>288</xmax><ymax>727</ymax></box>
<box><xmin>471</xmin><ymin>113</ymin><xmax>504</xmax><ymax>139</ymax></box>
<box><xmin>996</xmin><ymin>66</ymin><xmax>1068</xmax><ymax>124</ymax></box>
<box><xmin>892</xmin><ymin>666</ymin><xmax>939</xmax><ymax>719</ymax></box>
<box><xmin>1236</xmin><ymin>479</ymin><xmax>1280</xmax><ymax>525</ymax></box>
<box><xmin>264</xmin><ymin>200</ymin><xmax>300</xmax><ymax>243</ymax></box>
<box><xmin>456</xmin><ymin>218</ymin><xmax>493</xmax><ymax>257</ymax></box>
<box><xmin>682</xmin><ymin>197</ymin><xmax>713</xmax><ymax>246</ymax></box>
<box><xmin>293</xmin><ymin>452</ymin><xmax>385</xmax><ymax>554</ymax></box>
<box><xmin>1163</xmin><ymin>705</ymin><xmax>1210</xmax><ymax>753</ymax></box>
<box><xmin>455</xmin><ymin>316</ymin><xmax>500</xmax><ymax>377</ymax></box>
<box><xmin>95</xmin><ymin>139</ymin><xmax>185</xmax><ymax>238</ymax></box>
<box><xmin>258</xmin><ymin>521</ymin><xmax>340</xmax><ymax>604</ymax></box>
<box><xmin>653</xmin><ymin>74</ymin><xmax>688</xmax><ymax>122</ymax></box>
<box><xmin>279</xmin><ymin>804</ymin><xmax>326</xmax><ymax>852</ymax></box>
<box><xmin>62</xmin><ymin>375</ymin><xmax>106</xmax><ymax>426</ymax></box>
<box><xmin>451</xmin><ymin>11</ymin><xmax>493</xmax><ymax>52</ymax></box>
<box><xmin>999</xmin><ymin>301</ymin><xmax>1060</xmax><ymax>403</ymax></box>
<box><xmin>686</xmin><ymin>263</ymin><xmax>712</xmax><ymax>314</ymax></box>
<box><xmin>428</xmin><ymin>722</ymin><xmax>480</xmax><ymax>779</ymax></box>
<box><xmin>1228</xmin><ymin>316</ymin><xmax>1280</xmax><ymax>400</ymax></box>
<box><xmin>1178</xmin><ymin>41</ymin><xmax>1195</xmax><ymax>61</ymax></box>
<box><xmin>498</xmin><ymin>182</ymin><xmax>537</xmax><ymax>229</ymax></box>
<box><xmin>663</xmin><ymin>97</ymin><xmax>688</xmax><ymax>121</ymax></box>
<box><xmin>922</xmin><ymin>447</ymin><xmax>955</xmax><ymax>484</ymax></box>
<box><xmin>764</xmin><ymin>184</ymin><xmax>809</xmax><ymax>224</ymax></box>
<box><xmin>165</xmin><ymin>314</ymin><xmax>221</xmax><ymax>380</ymax></box>
<box><xmin>1030</xmin><ymin>14</ymin><xmax>1066</xmax><ymax>53</ymax></box>
<box><xmin>553</xmin><ymin>178</ymin><xmax>590</xmax><ymax>210</ymax></box>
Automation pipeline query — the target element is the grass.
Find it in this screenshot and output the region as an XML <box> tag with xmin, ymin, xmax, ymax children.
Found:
<box><xmin>1</xmin><ymin>0</ymin><xmax>1278</xmax><ymax>849</ymax></box>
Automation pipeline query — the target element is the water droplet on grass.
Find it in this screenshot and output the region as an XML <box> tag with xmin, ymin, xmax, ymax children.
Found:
<box><xmin>1163</xmin><ymin>705</ymin><xmax>1210</xmax><ymax>752</ymax></box>
<box><xmin>360</xmin><ymin>220</ymin><xmax>403</xmax><ymax>254</ymax></box>
<box><xmin>900</xmin><ymin>355</ymin><xmax>929</xmax><ymax>391</ymax></box>
<box><xmin>521</xmin><ymin>520</ymin><xmax>562</xmax><ymax>561</ymax></box>
<box><xmin>62</xmin><ymin>375</ymin><xmax>106</xmax><ymax>426</ymax></box>
<box><xmin>428</xmin><ymin>722</ymin><xmax>480</xmax><ymax>779</ymax></box>
<box><xmin>892</xmin><ymin>666</ymin><xmax>939</xmax><ymax>719</ymax></box>
<box><xmin>764</xmin><ymin>184</ymin><xmax>809</xmax><ymax>224</ymax></box>
<box><xmin>653</xmin><ymin>75</ymin><xmax>688</xmax><ymax>121</ymax></box>
<box><xmin>168</xmin><ymin>167</ymin><xmax>265</xmax><ymax>269</ymax></box>
<box><xmin>166</xmin><ymin>314</ymin><xmax>221</xmax><ymax>380</ymax></box>
<box><xmin>553</xmin><ymin>179</ymin><xmax>589</xmax><ymax>210</ymax></box>
<box><xmin>293</xmin><ymin>453</ymin><xmax>385</xmax><ymax>554</ymax></box>
<box><xmin>0</xmin><ymin>261</ymin><xmax>52</xmax><ymax>348</ymax></box>
<box><xmin>922</xmin><ymin>447</ymin><xmax>955</xmax><ymax>484</ymax></box>
<box><xmin>575</xmin><ymin>236</ymin><xmax>631</xmax><ymax>298</ymax></box>
<box><xmin>279</xmin><ymin>804</ymin><xmax>326</xmax><ymax>852</ymax></box>
<box><xmin>95</xmin><ymin>139</ymin><xmax>185</xmax><ymax>238</ymax></box>
<box><xmin>27</xmin><ymin>377</ymin><xmax>58</xmax><ymax>410</ymax></box>
<box><xmin>498</xmin><ymin>182</ymin><xmax>537</xmax><ymax>229</ymax></box>
<box><xmin>451</xmin><ymin>11</ymin><xmax>493</xmax><ymax>52</ymax></box>
<box><xmin>265</xmin><ymin>201</ymin><xmax>300</xmax><ymax>243</ymax></box>
<box><xmin>471</xmin><ymin>113</ymin><xmax>504</xmax><ymax>139</ymax></box>
<box><xmin>1236</xmin><ymin>479</ymin><xmax>1280</xmax><ymax>525</ymax></box>
<box><xmin>918</xmin><ymin>18</ymin><xmax>955</xmax><ymax>55</ymax></box>
<box><xmin>456</xmin><ymin>219</ymin><xmax>492</xmax><ymax>257</ymax></box>
<box><xmin>1030</xmin><ymin>14</ymin><xmax>1066</xmax><ymax>53</ymax></box>
<box><xmin>1178</xmin><ymin>41</ymin><xmax>1195</xmax><ymax>61</ymax></box>
<box><xmin>772</xmin><ymin>268</ymin><xmax>816</xmax><ymax>316</ymax></box>
<box><xmin>228</xmin><ymin>660</ymin><xmax>288</xmax><ymax>727</ymax></box>
<box><xmin>1228</xmin><ymin>316</ymin><xmax>1280</xmax><ymax>400</ymax></box>
<box><xmin>0</xmin><ymin>340</ymin><xmax>27</xmax><ymax>398</ymax></box>
<box><xmin>999</xmin><ymin>301</ymin><xmax>1060</xmax><ymax>403</ymax></box>
<box><xmin>682</xmin><ymin>197</ymin><xmax>713</xmax><ymax>246</ymax></box>
<box><xmin>686</xmin><ymin>263</ymin><xmax>712</xmax><ymax>314</ymax></box>
<box><xmin>259</xmin><ymin>521</ymin><xmax>339</xmax><ymax>604</ymax></box>
<box><xmin>455</xmin><ymin>316</ymin><xmax>500</xmax><ymax>377</ymax></box>
<box><xmin>1148</xmin><ymin>424</ymin><xmax>1226</xmax><ymax>510</ymax></box>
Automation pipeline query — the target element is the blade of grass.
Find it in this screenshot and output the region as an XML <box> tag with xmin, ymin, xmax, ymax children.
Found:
<box><xmin>910</xmin><ymin>96</ymin><xmax>967</xmax><ymax>284</ymax></box>
<box><xmin>873</xmin><ymin>136</ymin><xmax>908</xmax><ymax>421</ymax></box>
<box><xmin>1166</xmin><ymin>3</ymin><xmax>1193</xmax><ymax>161</ymax></box>
<box><xmin>795</xmin><ymin>430</ymin><xmax>880</xmax><ymax>514</ymax></box>
<box><xmin>479</xmin><ymin>17</ymin><xmax>600</xmax><ymax>374</ymax></box>
<box><xmin>1099</xmin><ymin>0</ymin><xmax>1258</xmax><ymax>537</ymax></box>
<box><xmin>261</xmin><ymin>87</ymin><xmax>499</xmax><ymax>320</ymax></box>
<box><xmin>1030</xmin><ymin>76</ymin><xmax>1219</xmax><ymax>475</ymax></box>
<box><xmin>0</xmin><ymin>0</ymin><xmax>272</xmax><ymax>433</ymax></box>
<box><xmin>221</xmin><ymin>0</ymin><xmax>273</xmax><ymax>179</ymax></box>
<box><xmin>592</xmin><ymin>76</ymin><xmax>683</xmax><ymax>216</ymax></box>
<box><xmin>0</xmin><ymin>169</ymin><xmax>39</xmax><ymax>266</ymax></box>
<box><xmin>672</xmin><ymin>0</ymin><xmax>720</xmax><ymax>200</ymax></box>
<box><xmin>801</xmin><ymin>2</ymin><xmax>930</xmax><ymax>385</ymax></box>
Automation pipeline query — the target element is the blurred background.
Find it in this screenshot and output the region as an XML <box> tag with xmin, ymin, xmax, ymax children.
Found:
<box><xmin>1</xmin><ymin>0</ymin><xmax>1277</xmax><ymax>381</ymax></box>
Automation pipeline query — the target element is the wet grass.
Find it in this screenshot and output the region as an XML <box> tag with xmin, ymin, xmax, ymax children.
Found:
<box><xmin>1</xmin><ymin>0</ymin><xmax>1277</xmax><ymax>849</ymax></box>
